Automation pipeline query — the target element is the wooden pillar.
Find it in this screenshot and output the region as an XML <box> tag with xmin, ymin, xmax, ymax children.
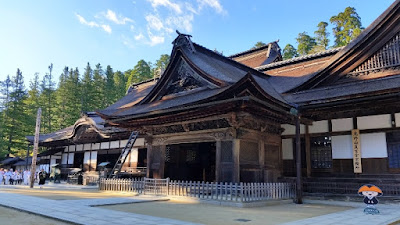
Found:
<box><xmin>66</xmin><ymin>145</ymin><xmax>69</xmax><ymax>167</ymax></box>
<box><xmin>146</xmin><ymin>136</ymin><xmax>153</xmax><ymax>178</ymax></box>
<box><xmin>295</xmin><ymin>116</ymin><xmax>303</xmax><ymax>204</ymax></box>
<box><xmin>25</xmin><ymin>144</ymin><xmax>30</xmax><ymax>170</ymax></box>
<box><xmin>159</xmin><ymin>145</ymin><xmax>166</xmax><ymax>178</ymax></box>
<box><xmin>215</xmin><ymin>140</ymin><xmax>221</xmax><ymax>182</ymax></box>
<box><xmin>233</xmin><ymin>139</ymin><xmax>240</xmax><ymax>183</ymax></box>
<box><xmin>305</xmin><ymin>125</ymin><xmax>311</xmax><ymax>178</ymax></box>
<box><xmin>259</xmin><ymin>140</ymin><xmax>265</xmax><ymax>182</ymax></box>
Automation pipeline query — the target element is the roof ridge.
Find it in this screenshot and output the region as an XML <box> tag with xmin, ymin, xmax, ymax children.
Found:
<box><xmin>228</xmin><ymin>42</ymin><xmax>275</xmax><ymax>58</ymax></box>
<box><xmin>256</xmin><ymin>47</ymin><xmax>344</xmax><ymax>71</ymax></box>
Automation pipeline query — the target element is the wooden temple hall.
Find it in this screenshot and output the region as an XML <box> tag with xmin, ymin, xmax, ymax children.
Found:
<box><xmin>29</xmin><ymin>1</ymin><xmax>400</xmax><ymax>185</ymax></box>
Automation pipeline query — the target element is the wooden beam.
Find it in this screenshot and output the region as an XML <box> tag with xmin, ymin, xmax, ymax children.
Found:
<box><xmin>30</xmin><ymin>108</ymin><xmax>41</xmax><ymax>188</ymax></box>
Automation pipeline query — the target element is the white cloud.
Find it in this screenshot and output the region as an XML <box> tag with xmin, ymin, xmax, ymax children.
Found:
<box><xmin>166</xmin><ymin>14</ymin><xmax>193</xmax><ymax>33</ymax></box>
<box><xmin>134</xmin><ymin>33</ymin><xmax>145</xmax><ymax>40</ymax></box>
<box><xmin>145</xmin><ymin>14</ymin><xmax>164</xmax><ymax>31</ymax></box>
<box><xmin>148</xmin><ymin>0</ymin><xmax>182</xmax><ymax>14</ymax></box>
<box><xmin>146</xmin><ymin>29</ymin><xmax>165</xmax><ymax>46</ymax></box>
<box><xmin>130</xmin><ymin>25</ymin><xmax>135</xmax><ymax>31</ymax></box>
<box><xmin>76</xmin><ymin>13</ymin><xmax>99</xmax><ymax>27</ymax></box>
<box><xmin>101</xmin><ymin>24</ymin><xmax>112</xmax><ymax>33</ymax></box>
<box><xmin>197</xmin><ymin>0</ymin><xmax>226</xmax><ymax>15</ymax></box>
<box><xmin>105</xmin><ymin>9</ymin><xmax>134</xmax><ymax>25</ymax></box>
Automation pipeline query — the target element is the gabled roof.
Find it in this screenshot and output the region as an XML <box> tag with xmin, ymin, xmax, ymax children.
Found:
<box><xmin>98</xmin><ymin>33</ymin><xmax>290</xmax><ymax>122</ymax></box>
<box><xmin>290</xmin><ymin>0</ymin><xmax>400</xmax><ymax>92</ymax></box>
<box><xmin>26</xmin><ymin>112</ymin><xmax>128</xmax><ymax>146</ymax></box>
<box><xmin>229</xmin><ymin>41</ymin><xmax>282</xmax><ymax>67</ymax></box>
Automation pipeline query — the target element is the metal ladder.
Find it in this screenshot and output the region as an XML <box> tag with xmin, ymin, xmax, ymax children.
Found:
<box><xmin>108</xmin><ymin>131</ymin><xmax>139</xmax><ymax>178</ymax></box>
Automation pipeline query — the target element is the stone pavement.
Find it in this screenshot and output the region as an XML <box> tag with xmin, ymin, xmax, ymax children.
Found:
<box><xmin>282</xmin><ymin>200</ymin><xmax>400</xmax><ymax>225</ymax></box>
<box><xmin>0</xmin><ymin>192</ymin><xmax>201</xmax><ymax>225</ymax></box>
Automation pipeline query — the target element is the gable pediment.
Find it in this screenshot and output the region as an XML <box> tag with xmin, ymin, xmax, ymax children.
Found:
<box><xmin>335</xmin><ymin>31</ymin><xmax>400</xmax><ymax>83</ymax></box>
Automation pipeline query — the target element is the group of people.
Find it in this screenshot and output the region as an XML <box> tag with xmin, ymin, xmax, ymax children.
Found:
<box><xmin>0</xmin><ymin>168</ymin><xmax>48</xmax><ymax>187</ymax></box>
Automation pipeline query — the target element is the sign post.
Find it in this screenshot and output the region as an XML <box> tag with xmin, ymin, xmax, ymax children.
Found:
<box><xmin>352</xmin><ymin>129</ymin><xmax>362</xmax><ymax>173</ymax></box>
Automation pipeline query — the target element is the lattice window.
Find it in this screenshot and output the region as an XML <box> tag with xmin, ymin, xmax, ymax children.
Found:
<box><xmin>240</xmin><ymin>141</ymin><xmax>259</xmax><ymax>165</ymax></box>
<box><xmin>350</xmin><ymin>32</ymin><xmax>400</xmax><ymax>75</ymax></box>
<box><xmin>387</xmin><ymin>131</ymin><xmax>400</xmax><ymax>169</ymax></box>
<box><xmin>310</xmin><ymin>136</ymin><xmax>332</xmax><ymax>169</ymax></box>
<box><xmin>221</xmin><ymin>141</ymin><xmax>233</xmax><ymax>163</ymax></box>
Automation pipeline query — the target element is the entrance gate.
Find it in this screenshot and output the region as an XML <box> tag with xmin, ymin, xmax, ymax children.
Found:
<box><xmin>143</xmin><ymin>178</ymin><xmax>169</xmax><ymax>195</ymax></box>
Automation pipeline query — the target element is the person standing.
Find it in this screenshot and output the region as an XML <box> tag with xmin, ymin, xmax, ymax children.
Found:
<box><xmin>38</xmin><ymin>169</ymin><xmax>47</xmax><ymax>188</ymax></box>
<box><xmin>23</xmin><ymin>169</ymin><xmax>30</xmax><ymax>185</ymax></box>
<box><xmin>0</xmin><ymin>168</ymin><xmax>4</xmax><ymax>185</ymax></box>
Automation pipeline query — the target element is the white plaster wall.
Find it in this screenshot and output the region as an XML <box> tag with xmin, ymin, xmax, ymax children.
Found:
<box><xmin>110</xmin><ymin>140</ymin><xmax>120</xmax><ymax>149</ymax></box>
<box><xmin>67</xmin><ymin>145</ymin><xmax>75</xmax><ymax>152</ymax></box>
<box><xmin>91</xmin><ymin>151</ymin><xmax>97</xmax><ymax>169</ymax></box>
<box><xmin>396</xmin><ymin>113</ymin><xmax>400</xmax><ymax>127</ymax></box>
<box><xmin>84</xmin><ymin>151</ymin><xmax>90</xmax><ymax>164</ymax></box>
<box><xmin>76</xmin><ymin>144</ymin><xmax>83</xmax><ymax>151</ymax></box>
<box><xmin>50</xmin><ymin>158</ymin><xmax>57</xmax><ymax>166</ymax></box>
<box><xmin>62</xmin><ymin>153</ymin><xmax>68</xmax><ymax>164</ymax></box>
<box><xmin>83</xmin><ymin>143</ymin><xmax>91</xmax><ymax>150</ymax></box>
<box><xmin>332</xmin><ymin>135</ymin><xmax>353</xmax><ymax>159</ymax></box>
<box><xmin>282</xmin><ymin>139</ymin><xmax>294</xmax><ymax>160</ymax></box>
<box><xmin>360</xmin><ymin>133</ymin><xmax>388</xmax><ymax>158</ymax></box>
<box><xmin>92</xmin><ymin>143</ymin><xmax>100</xmax><ymax>150</ymax></box>
<box><xmin>130</xmin><ymin>148</ymin><xmax>138</xmax><ymax>163</ymax></box>
<box><xmin>134</xmin><ymin>138</ymin><xmax>145</xmax><ymax>147</ymax></box>
<box><xmin>309</xmin><ymin>120</ymin><xmax>328</xmax><ymax>134</ymax></box>
<box><xmin>68</xmin><ymin>153</ymin><xmax>74</xmax><ymax>165</ymax></box>
<box><xmin>357</xmin><ymin>114</ymin><xmax>391</xmax><ymax>130</ymax></box>
<box><xmin>332</xmin><ymin>118</ymin><xmax>353</xmax><ymax>132</ymax></box>
<box><xmin>100</xmin><ymin>142</ymin><xmax>110</xmax><ymax>149</ymax></box>
<box><xmin>281</xmin><ymin>124</ymin><xmax>305</xmax><ymax>135</ymax></box>
<box><xmin>120</xmin><ymin>140</ymin><xmax>128</xmax><ymax>147</ymax></box>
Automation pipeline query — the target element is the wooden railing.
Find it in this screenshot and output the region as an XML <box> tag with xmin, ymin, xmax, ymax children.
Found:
<box><xmin>98</xmin><ymin>178</ymin><xmax>295</xmax><ymax>202</ymax></box>
<box><xmin>99</xmin><ymin>177</ymin><xmax>144</xmax><ymax>193</ymax></box>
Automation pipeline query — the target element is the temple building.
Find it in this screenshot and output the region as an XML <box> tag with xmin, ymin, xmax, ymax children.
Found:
<box><xmin>29</xmin><ymin>1</ymin><xmax>400</xmax><ymax>187</ymax></box>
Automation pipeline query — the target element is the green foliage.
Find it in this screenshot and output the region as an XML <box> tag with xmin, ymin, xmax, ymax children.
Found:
<box><xmin>126</xmin><ymin>60</ymin><xmax>151</xmax><ymax>90</ymax></box>
<box><xmin>330</xmin><ymin>7</ymin><xmax>363</xmax><ymax>47</ymax></box>
<box><xmin>153</xmin><ymin>54</ymin><xmax>170</xmax><ymax>78</ymax></box>
<box><xmin>282</xmin><ymin>44</ymin><xmax>299</xmax><ymax>60</ymax></box>
<box><xmin>314</xmin><ymin>21</ymin><xmax>329</xmax><ymax>51</ymax></box>
<box><xmin>296</xmin><ymin>32</ymin><xmax>317</xmax><ymax>55</ymax></box>
<box><xmin>253</xmin><ymin>41</ymin><xmax>267</xmax><ymax>49</ymax></box>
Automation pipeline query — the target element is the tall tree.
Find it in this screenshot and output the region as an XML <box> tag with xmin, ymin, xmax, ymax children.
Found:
<box><xmin>114</xmin><ymin>70</ymin><xmax>127</xmax><ymax>99</ymax></box>
<box><xmin>253</xmin><ymin>41</ymin><xmax>267</xmax><ymax>49</ymax></box>
<box><xmin>296</xmin><ymin>32</ymin><xmax>317</xmax><ymax>56</ymax></box>
<box><xmin>153</xmin><ymin>54</ymin><xmax>170</xmax><ymax>78</ymax></box>
<box><xmin>54</xmin><ymin>67</ymin><xmax>70</xmax><ymax>130</ymax></box>
<box><xmin>81</xmin><ymin>63</ymin><xmax>94</xmax><ymax>112</ymax></box>
<box><xmin>24</xmin><ymin>73</ymin><xmax>41</xmax><ymax>135</ymax></box>
<box><xmin>5</xmin><ymin>69</ymin><xmax>28</xmax><ymax>156</ymax></box>
<box><xmin>104</xmin><ymin>65</ymin><xmax>115</xmax><ymax>107</ymax></box>
<box><xmin>126</xmin><ymin>60</ymin><xmax>151</xmax><ymax>90</ymax></box>
<box><xmin>311</xmin><ymin>21</ymin><xmax>330</xmax><ymax>53</ymax></box>
<box><xmin>330</xmin><ymin>7</ymin><xmax>363</xmax><ymax>47</ymax></box>
<box><xmin>92</xmin><ymin>63</ymin><xmax>106</xmax><ymax>110</ymax></box>
<box><xmin>40</xmin><ymin>64</ymin><xmax>56</xmax><ymax>133</ymax></box>
<box><xmin>0</xmin><ymin>75</ymin><xmax>13</xmax><ymax>158</ymax></box>
<box><xmin>282</xmin><ymin>44</ymin><xmax>299</xmax><ymax>60</ymax></box>
<box><xmin>63</xmin><ymin>68</ymin><xmax>82</xmax><ymax>126</ymax></box>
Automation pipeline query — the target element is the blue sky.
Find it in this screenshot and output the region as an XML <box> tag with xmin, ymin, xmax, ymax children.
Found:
<box><xmin>0</xmin><ymin>0</ymin><xmax>395</xmax><ymax>85</ymax></box>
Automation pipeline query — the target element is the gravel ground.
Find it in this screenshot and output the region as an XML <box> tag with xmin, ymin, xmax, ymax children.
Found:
<box><xmin>100</xmin><ymin>199</ymin><xmax>351</xmax><ymax>225</ymax></box>
<box><xmin>0</xmin><ymin>206</ymin><xmax>71</xmax><ymax>225</ymax></box>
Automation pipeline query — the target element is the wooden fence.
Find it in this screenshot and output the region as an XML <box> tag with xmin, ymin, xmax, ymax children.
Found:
<box><xmin>99</xmin><ymin>177</ymin><xmax>144</xmax><ymax>193</ymax></box>
<box><xmin>99</xmin><ymin>178</ymin><xmax>295</xmax><ymax>202</ymax></box>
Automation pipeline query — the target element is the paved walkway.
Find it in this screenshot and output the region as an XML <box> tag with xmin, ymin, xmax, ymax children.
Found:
<box><xmin>0</xmin><ymin>192</ymin><xmax>201</xmax><ymax>225</ymax></box>
<box><xmin>282</xmin><ymin>200</ymin><xmax>400</xmax><ymax>225</ymax></box>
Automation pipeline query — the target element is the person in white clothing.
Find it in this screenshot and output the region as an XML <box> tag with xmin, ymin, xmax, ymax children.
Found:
<box><xmin>0</xmin><ymin>168</ymin><xmax>4</xmax><ymax>185</ymax></box>
<box><xmin>23</xmin><ymin>170</ymin><xmax>30</xmax><ymax>185</ymax></box>
<box><xmin>4</xmin><ymin>169</ymin><xmax>10</xmax><ymax>185</ymax></box>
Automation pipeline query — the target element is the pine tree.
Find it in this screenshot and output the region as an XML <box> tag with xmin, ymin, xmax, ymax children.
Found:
<box><xmin>282</xmin><ymin>44</ymin><xmax>299</xmax><ymax>60</ymax></box>
<box><xmin>311</xmin><ymin>21</ymin><xmax>330</xmax><ymax>53</ymax></box>
<box><xmin>104</xmin><ymin>65</ymin><xmax>115</xmax><ymax>107</ymax></box>
<box><xmin>24</xmin><ymin>73</ymin><xmax>41</xmax><ymax>136</ymax></box>
<box><xmin>153</xmin><ymin>54</ymin><xmax>170</xmax><ymax>78</ymax></box>
<box><xmin>126</xmin><ymin>60</ymin><xmax>151</xmax><ymax>90</ymax></box>
<box><xmin>296</xmin><ymin>32</ymin><xmax>317</xmax><ymax>56</ymax></box>
<box><xmin>92</xmin><ymin>63</ymin><xmax>106</xmax><ymax>110</ymax></box>
<box><xmin>114</xmin><ymin>70</ymin><xmax>127</xmax><ymax>99</ymax></box>
<box><xmin>330</xmin><ymin>7</ymin><xmax>363</xmax><ymax>47</ymax></box>
<box><xmin>0</xmin><ymin>75</ymin><xmax>12</xmax><ymax>158</ymax></box>
<box><xmin>5</xmin><ymin>69</ymin><xmax>28</xmax><ymax>156</ymax></box>
<box><xmin>81</xmin><ymin>63</ymin><xmax>94</xmax><ymax>112</ymax></box>
<box><xmin>54</xmin><ymin>67</ymin><xmax>69</xmax><ymax>130</ymax></box>
<box><xmin>40</xmin><ymin>64</ymin><xmax>56</xmax><ymax>133</ymax></box>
